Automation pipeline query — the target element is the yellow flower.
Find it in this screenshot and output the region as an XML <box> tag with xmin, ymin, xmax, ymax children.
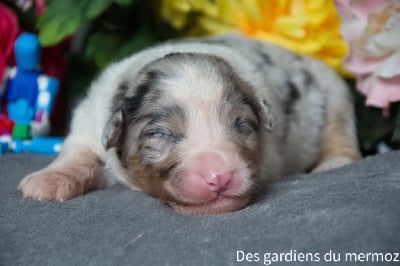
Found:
<box><xmin>161</xmin><ymin>0</ymin><xmax>348</xmax><ymax>72</ymax></box>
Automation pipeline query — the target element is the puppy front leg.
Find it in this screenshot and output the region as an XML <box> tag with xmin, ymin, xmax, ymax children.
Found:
<box><xmin>312</xmin><ymin>117</ymin><xmax>360</xmax><ymax>173</ymax></box>
<box><xmin>312</xmin><ymin>81</ymin><xmax>361</xmax><ymax>173</ymax></box>
<box><xmin>18</xmin><ymin>138</ymin><xmax>106</xmax><ymax>201</ymax></box>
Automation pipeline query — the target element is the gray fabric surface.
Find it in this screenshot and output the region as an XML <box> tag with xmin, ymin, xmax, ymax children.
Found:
<box><xmin>1</xmin><ymin>152</ymin><xmax>399</xmax><ymax>266</ymax></box>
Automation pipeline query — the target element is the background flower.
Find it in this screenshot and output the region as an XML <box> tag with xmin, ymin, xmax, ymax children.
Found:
<box><xmin>161</xmin><ymin>0</ymin><xmax>348</xmax><ymax>72</ymax></box>
<box><xmin>0</xmin><ymin>3</ymin><xmax>19</xmax><ymax>82</ymax></box>
<box><xmin>335</xmin><ymin>0</ymin><xmax>400</xmax><ymax>114</ymax></box>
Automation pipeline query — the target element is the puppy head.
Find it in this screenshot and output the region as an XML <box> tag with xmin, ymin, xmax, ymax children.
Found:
<box><xmin>102</xmin><ymin>53</ymin><xmax>274</xmax><ymax>215</ymax></box>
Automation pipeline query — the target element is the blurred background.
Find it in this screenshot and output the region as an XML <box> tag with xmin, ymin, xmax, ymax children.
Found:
<box><xmin>1</xmin><ymin>0</ymin><xmax>399</xmax><ymax>155</ymax></box>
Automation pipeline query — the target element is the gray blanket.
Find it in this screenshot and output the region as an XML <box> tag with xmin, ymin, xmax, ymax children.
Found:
<box><xmin>1</xmin><ymin>152</ymin><xmax>399</xmax><ymax>265</ymax></box>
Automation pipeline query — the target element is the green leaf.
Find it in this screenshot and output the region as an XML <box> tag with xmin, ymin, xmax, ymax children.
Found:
<box><xmin>85</xmin><ymin>32</ymin><xmax>127</xmax><ymax>69</ymax></box>
<box><xmin>38</xmin><ymin>15</ymin><xmax>85</xmax><ymax>46</ymax></box>
<box><xmin>85</xmin><ymin>0</ymin><xmax>135</xmax><ymax>19</ymax></box>
<box><xmin>85</xmin><ymin>0</ymin><xmax>113</xmax><ymax>19</ymax></box>
<box><xmin>37</xmin><ymin>0</ymin><xmax>86</xmax><ymax>46</ymax></box>
<box><xmin>117</xmin><ymin>28</ymin><xmax>157</xmax><ymax>59</ymax></box>
<box><xmin>37</xmin><ymin>0</ymin><xmax>137</xmax><ymax>45</ymax></box>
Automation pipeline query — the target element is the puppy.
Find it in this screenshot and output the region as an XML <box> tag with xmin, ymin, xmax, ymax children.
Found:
<box><xmin>18</xmin><ymin>33</ymin><xmax>360</xmax><ymax>215</ymax></box>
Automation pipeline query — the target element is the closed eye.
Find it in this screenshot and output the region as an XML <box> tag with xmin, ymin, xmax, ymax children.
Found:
<box><xmin>233</xmin><ymin>117</ymin><xmax>257</xmax><ymax>135</ymax></box>
<box><xmin>143</xmin><ymin>126</ymin><xmax>170</xmax><ymax>138</ymax></box>
<box><xmin>142</xmin><ymin>126</ymin><xmax>182</xmax><ymax>142</ymax></box>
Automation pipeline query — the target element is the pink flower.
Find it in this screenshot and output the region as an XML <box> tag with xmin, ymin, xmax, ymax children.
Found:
<box><xmin>334</xmin><ymin>0</ymin><xmax>400</xmax><ymax>114</ymax></box>
<box><xmin>0</xmin><ymin>3</ymin><xmax>19</xmax><ymax>80</ymax></box>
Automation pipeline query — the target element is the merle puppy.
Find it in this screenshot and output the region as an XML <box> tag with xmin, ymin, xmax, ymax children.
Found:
<box><xmin>18</xmin><ymin>33</ymin><xmax>360</xmax><ymax>215</ymax></box>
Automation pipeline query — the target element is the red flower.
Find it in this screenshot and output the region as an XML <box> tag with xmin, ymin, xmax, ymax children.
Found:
<box><xmin>0</xmin><ymin>3</ymin><xmax>19</xmax><ymax>80</ymax></box>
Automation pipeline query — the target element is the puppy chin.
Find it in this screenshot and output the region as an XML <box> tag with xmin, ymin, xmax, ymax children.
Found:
<box><xmin>168</xmin><ymin>195</ymin><xmax>251</xmax><ymax>216</ymax></box>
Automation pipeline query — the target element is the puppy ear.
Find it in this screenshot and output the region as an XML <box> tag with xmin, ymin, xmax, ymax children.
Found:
<box><xmin>101</xmin><ymin>110</ymin><xmax>125</xmax><ymax>150</ymax></box>
<box><xmin>259</xmin><ymin>99</ymin><xmax>275</xmax><ymax>132</ymax></box>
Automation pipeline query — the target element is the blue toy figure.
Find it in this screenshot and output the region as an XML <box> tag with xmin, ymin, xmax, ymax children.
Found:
<box><xmin>2</xmin><ymin>33</ymin><xmax>59</xmax><ymax>140</ymax></box>
<box><xmin>13</xmin><ymin>137</ymin><xmax>64</xmax><ymax>154</ymax></box>
<box><xmin>0</xmin><ymin>136</ymin><xmax>64</xmax><ymax>155</ymax></box>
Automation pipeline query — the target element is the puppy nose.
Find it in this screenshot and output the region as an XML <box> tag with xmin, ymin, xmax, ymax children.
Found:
<box><xmin>189</xmin><ymin>151</ymin><xmax>234</xmax><ymax>192</ymax></box>
<box><xmin>204</xmin><ymin>172</ymin><xmax>233</xmax><ymax>192</ymax></box>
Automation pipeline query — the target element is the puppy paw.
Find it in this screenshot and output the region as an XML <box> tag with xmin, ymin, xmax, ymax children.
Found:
<box><xmin>18</xmin><ymin>169</ymin><xmax>84</xmax><ymax>201</ymax></box>
<box><xmin>312</xmin><ymin>156</ymin><xmax>353</xmax><ymax>173</ymax></box>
